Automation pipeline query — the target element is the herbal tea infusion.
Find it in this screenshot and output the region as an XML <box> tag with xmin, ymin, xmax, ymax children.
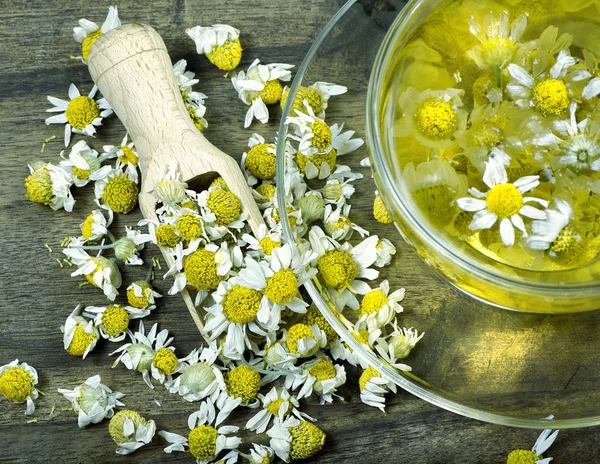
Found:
<box><xmin>386</xmin><ymin>0</ymin><xmax>600</xmax><ymax>274</ymax></box>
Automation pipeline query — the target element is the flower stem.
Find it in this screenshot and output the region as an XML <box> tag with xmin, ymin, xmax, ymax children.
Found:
<box><xmin>496</xmin><ymin>64</ymin><xmax>502</xmax><ymax>88</ymax></box>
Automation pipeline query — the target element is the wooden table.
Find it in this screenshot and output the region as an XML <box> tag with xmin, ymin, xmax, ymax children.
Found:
<box><xmin>1</xmin><ymin>0</ymin><xmax>599</xmax><ymax>462</ymax></box>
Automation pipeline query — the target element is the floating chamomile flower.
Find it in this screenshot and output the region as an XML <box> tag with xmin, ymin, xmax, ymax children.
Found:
<box><xmin>241</xmin><ymin>223</ymin><xmax>282</xmax><ymax>259</ymax></box>
<box><xmin>103</xmin><ymin>134</ymin><xmax>140</xmax><ymax>183</ymax></box>
<box><xmin>245</xmin><ymin>444</ymin><xmax>275</xmax><ymax>464</ymax></box>
<box><xmin>507</xmin><ymin>49</ymin><xmax>578</xmax><ymax>117</ymax></box>
<box><xmin>62</xmin><ymin>305</ymin><xmax>100</xmax><ymax>358</ymax></box>
<box><xmin>232</xmin><ymin>59</ymin><xmax>294</xmax><ymax>127</ymax></box>
<box><xmin>186</xmin><ymin>24</ymin><xmax>242</xmax><ymax>72</ymax></box>
<box><xmin>0</xmin><ymin>359</ymin><xmax>39</xmax><ymax>415</ymax></box>
<box><xmin>83</xmin><ymin>304</ymin><xmax>150</xmax><ymax>342</ymax></box>
<box><xmin>246</xmin><ymin>386</ymin><xmax>311</xmax><ymax>434</ymax></box>
<box><xmin>46</xmin><ymin>83</ymin><xmax>112</xmax><ymax>147</ymax></box>
<box><xmin>267</xmin><ymin>417</ymin><xmax>326</xmax><ymax>463</ymax></box>
<box><xmin>356</xmin><ymin>280</ymin><xmax>405</xmax><ymax>332</ymax></box>
<box><xmin>242</xmin><ymin>133</ymin><xmax>277</xmax><ymax>185</ymax></box>
<box><xmin>165</xmin><ymin>344</ymin><xmax>225</xmax><ymax>402</ymax></box>
<box><xmin>25</xmin><ymin>161</ymin><xmax>75</xmax><ymax>212</ymax></box>
<box><xmin>58</xmin><ymin>375</ymin><xmax>125</xmax><ymax>428</ymax></box>
<box><xmin>81</xmin><ymin>209</ymin><xmax>112</xmax><ymax>242</ymax></box>
<box><xmin>108</xmin><ymin>409</ymin><xmax>156</xmax><ymax>455</ymax></box>
<box><xmin>126</xmin><ymin>280</ymin><xmax>162</xmax><ymax>310</ymax></box>
<box><xmin>323</xmin><ymin>203</ymin><xmax>368</xmax><ymax>241</ymax></box>
<box><xmin>394</xmin><ymin>87</ymin><xmax>467</xmax><ymax>148</ymax></box>
<box><xmin>457</xmin><ymin>158</ymin><xmax>548</xmax><ymax>246</ymax></box>
<box><xmin>59</xmin><ymin>140</ymin><xmax>111</xmax><ymax>187</ymax></box>
<box><xmin>466</xmin><ymin>12</ymin><xmax>527</xmax><ymax>77</ymax></box>
<box><xmin>285</xmin><ymin>356</ymin><xmax>346</xmax><ymax>404</ymax></box>
<box><xmin>359</xmin><ymin>366</ymin><xmax>398</xmax><ymax>412</ymax></box>
<box><xmin>73</xmin><ymin>6</ymin><xmax>120</xmax><ymax>62</ymax></box>
<box><xmin>159</xmin><ymin>401</ymin><xmax>241</xmax><ymax>463</ymax></box>
<box><xmin>507</xmin><ymin>426</ymin><xmax>558</xmax><ymax>464</ymax></box>
<box><xmin>280</xmin><ymin>81</ymin><xmax>347</xmax><ymax>118</ymax></box>
<box><xmin>94</xmin><ymin>168</ymin><xmax>139</xmax><ymax>214</ymax></box>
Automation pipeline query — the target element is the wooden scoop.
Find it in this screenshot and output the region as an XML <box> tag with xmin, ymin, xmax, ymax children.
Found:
<box><xmin>87</xmin><ymin>23</ymin><xmax>265</xmax><ymax>333</ymax></box>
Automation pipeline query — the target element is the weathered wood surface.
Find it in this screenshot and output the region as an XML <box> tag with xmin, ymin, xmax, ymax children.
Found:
<box><xmin>1</xmin><ymin>0</ymin><xmax>599</xmax><ymax>462</ymax></box>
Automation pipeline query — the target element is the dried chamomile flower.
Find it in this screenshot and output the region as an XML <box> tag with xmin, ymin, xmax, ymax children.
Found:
<box><xmin>165</xmin><ymin>344</ymin><xmax>225</xmax><ymax>402</ymax></box>
<box><xmin>244</xmin><ymin>444</ymin><xmax>275</xmax><ymax>464</ymax></box>
<box><xmin>301</xmin><ymin>306</ymin><xmax>337</xmax><ymax>346</ymax></box>
<box><xmin>323</xmin><ymin>203</ymin><xmax>368</xmax><ymax>241</ymax></box>
<box><xmin>373</xmin><ymin>191</ymin><xmax>392</xmax><ymax>224</ymax></box>
<box><xmin>59</xmin><ymin>140</ymin><xmax>111</xmax><ymax>187</ymax></box>
<box><xmin>113</xmin><ymin>227</ymin><xmax>152</xmax><ymax>265</ymax></box>
<box><xmin>81</xmin><ymin>209</ymin><xmax>112</xmax><ymax>242</ymax></box>
<box><xmin>262</xmin><ymin>340</ymin><xmax>299</xmax><ymax>371</ymax></box>
<box><xmin>356</xmin><ymin>280</ymin><xmax>405</xmax><ymax>332</ymax></box>
<box><xmin>507</xmin><ymin>426</ymin><xmax>558</xmax><ymax>464</ymax></box>
<box><xmin>322</xmin><ymin>165</ymin><xmax>362</xmax><ymax>205</ymax></box>
<box><xmin>58</xmin><ymin>375</ymin><xmax>125</xmax><ymax>428</ymax></box>
<box><xmin>330</xmin><ymin>328</ymin><xmax>379</xmax><ymax>369</ymax></box>
<box><xmin>297</xmin><ymin>192</ymin><xmax>326</xmax><ymax>225</ymax></box>
<box><xmin>148</xmin><ymin>164</ymin><xmax>190</xmax><ymax>214</ymax></box>
<box><xmin>94</xmin><ymin>168</ymin><xmax>139</xmax><ymax>214</ymax></box>
<box><xmin>159</xmin><ymin>401</ymin><xmax>241</xmax><ymax>463</ymax></box>
<box><xmin>83</xmin><ymin>304</ymin><xmax>150</xmax><ymax>342</ymax></box>
<box><xmin>0</xmin><ymin>359</ymin><xmax>39</xmax><ymax>415</ymax></box>
<box><xmin>374</xmin><ymin>324</ymin><xmax>424</xmax><ymax>369</ymax></box>
<box><xmin>280</xmin><ymin>81</ymin><xmax>347</xmax><ymax>118</ymax></box>
<box><xmin>232</xmin><ymin>59</ymin><xmax>294</xmax><ymax>127</ymax></box>
<box><xmin>284</xmin><ymin>356</ymin><xmax>346</xmax><ymax>404</ymax></box>
<box><xmin>126</xmin><ymin>280</ymin><xmax>162</xmax><ymax>309</ymax></box>
<box><xmin>359</xmin><ymin>366</ymin><xmax>397</xmax><ymax>412</ymax></box>
<box><xmin>211</xmin><ymin>364</ymin><xmax>262</xmax><ymax>424</ymax></box>
<box><xmin>242</xmin><ymin>133</ymin><xmax>277</xmax><ymax>185</ymax></box>
<box><xmin>62</xmin><ymin>305</ymin><xmax>100</xmax><ymax>358</ymax></box>
<box><xmin>173</xmin><ymin>59</ymin><xmax>209</xmax><ymax>131</ymax></box>
<box><xmin>246</xmin><ymin>387</ymin><xmax>312</xmax><ymax>434</ymax></box>
<box><xmin>186</xmin><ymin>24</ymin><xmax>242</xmax><ymax>71</ymax></box>
<box><xmin>108</xmin><ymin>409</ymin><xmax>156</xmax><ymax>455</ymax></box>
<box><xmin>374</xmin><ymin>237</ymin><xmax>396</xmax><ymax>267</ymax></box>
<box><xmin>457</xmin><ymin>158</ymin><xmax>548</xmax><ymax>247</ymax></box>
<box><xmin>241</xmin><ymin>223</ymin><xmax>282</xmax><ymax>259</ymax></box>
<box><xmin>394</xmin><ymin>87</ymin><xmax>467</xmax><ymax>148</ymax></box>
<box><xmin>267</xmin><ymin>417</ymin><xmax>326</xmax><ymax>463</ymax></box>
<box><xmin>103</xmin><ymin>133</ymin><xmax>140</xmax><ymax>183</ymax></box>
<box><xmin>46</xmin><ymin>83</ymin><xmax>113</xmax><ymax>147</ymax></box>
<box><xmin>73</xmin><ymin>5</ymin><xmax>120</xmax><ymax>62</ymax></box>
<box><xmin>25</xmin><ymin>161</ymin><xmax>75</xmax><ymax>212</ymax></box>
<box><xmin>201</xmin><ymin>187</ymin><xmax>243</xmax><ymax>227</ymax></box>
<box><xmin>284</xmin><ymin>323</ymin><xmax>327</xmax><ymax>358</ymax></box>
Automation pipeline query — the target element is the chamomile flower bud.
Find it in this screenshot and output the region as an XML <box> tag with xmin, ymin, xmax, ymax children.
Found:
<box><xmin>389</xmin><ymin>327</ymin><xmax>424</xmax><ymax>360</ymax></box>
<box><xmin>73</xmin><ymin>6</ymin><xmax>121</xmax><ymax>62</ymax></box>
<box><xmin>113</xmin><ymin>237</ymin><xmax>137</xmax><ymax>262</ymax></box>
<box><xmin>0</xmin><ymin>359</ymin><xmax>39</xmax><ymax>415</ymax></box>
<box><xmin>46</xmin><ymin>83</ymin><xmax>113</xmax><ymax>147</ymax></box>
<box><xmin>58</xmin><ymin>375</ymin><xmax>125</xmax><ymax>428</ymax></box>
<box><xmin>126</xmin><ymin>280</ymin><xmax>161</xmax><ymax>309</ymax></box>
<box><xmin>186</xmin><ymin>24</ymin><xmax>242</xmax><ymax>71</ymax></box>
<box><xmin>297</xmin><ymin>193</ymin><xmax>325</xmax><ymax>225</ymax></box>
<box><xmin>25</xmin><ymin>161</ymin><xmax>75</xmax><ymax>212</ymax></box>
<box><xmin>150</xmin><ymin>164</ymin><xmax>189</xmax><ymax>210</ymax></box>
<box><xmin>267</xmin><ymin>418</ymin><xmax>326</xmax><ymax>462</ymax></box>
<box><xmin>81</xmin><ymin>209</ymin><xmax>112</xmax><ymax>241</ymax></box>
<box><xmin>62</xmin><ymin>306</ymin><xmax>100</xmax><ymax>358</ymax></box>
<box><xmin>285</xmin><ymin>324</ymin><xmax>327</xmax><ymax>358</ymax></box>
<box><xmin>108</xmin><ymin>409</ymin><xmax>156</xmax><ymax>455</ymax></box>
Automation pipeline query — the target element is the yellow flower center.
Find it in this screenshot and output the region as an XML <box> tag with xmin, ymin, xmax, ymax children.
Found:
<box><xmin>288</xmin><ymin>421</ymin><xmax>326</xmax><ymax>461</ymax></box>
<box><xmin>207</xmin><ymin>189</ymin><xmax>241</xmax><ymax>226</ymax></box>
<box><xmin>176</xmin><ymin>213</ymin><xmax>203</xmax><ymax>241</ymax></box>
<box><xmin>67</xmin><ymin>324</ymin><xmax>98</xmax><ymax>357</ymax></box>
<box><xmin>225</xmin><ymin>365</ymin><xmax>261</xmax><ymax>402</ymax></box>
<box><xmin>506</xmin><ymin>449</ymin><xmax>541</xmax><ymax>464</ymax></box>
<box><xmin>302</xmin><ymin>307</ymin><xmax>336</xmax><ymax>344</ymax></box>
<box><xmin>359</xmin><ymin>366</ymin><xmax>381</xmax><ymax>392</ymax></box>
<box><xmin>264</xmin><ymin>269</ymin><xmax>298</xmax><ymax>304</ymax></box>
<box><xmin>102</xmin><ymin>175</ymin><xmax>139</xmax><ymax>213</ymax></box>
<box><xmin>222</xmin><ymin>285</ymin><xmax>262</xmax><ymax>324</ymax></box>
<box><xmin>246</xmin><ymin>143</ymin><xmax>277</xmax><ymax>180</ymax></box>
<box><xmin>296</xmin><ymin>149</ymin><xmax>337</xmax><ymax>175</ymax></box>
<box><xmin>373</xmin><ymin>194</ymin><xmax>392</xmax><ymax>224</ymax></box>
<box><xmin>532</xmin><ymin>78</ymin><xmax>570</xmax><ymax>116</ymax></box>
<box><xmin>415</xmin><ymin>98</ymin><xmax>456</xmax><ymax>139</ymax></box>
<box><xmin>413</xmin><ymin>185</ymin><xmax>458</xmax><ymax>228</ymax></box>
<box><xmin>81</xmin><ymin>214</ymin><xmax>95</xmax><ymax>239</ymax></box>
<box><xmin>81</xmin><ymin>29</ymin><xmax>103</xmax><ymax>62</ymax></box>
<box><xmin>155</xmin><ymin>224</ymin><xmax>181</xmax><ymax>248</ymax></box>
<box><xmin>310</xmin><ymin>120</ymin><xmax>332</xmax><ymax>151</ymax></box>
<box><xmin>102</xmin><ymin>305</ymin><xmax>130</xmax><ymax>338</ymax></box>
<box><xmin>108</xmin><ymin>410</ymin><xmax>146</xmax><ymax>444</ymax></box>
<box><xmin>360</xmin><ymin>289</ymin><xmax>388</xmax><ymax>315</ymax></box>
<box><xmin>188</xmin><ymin>425</ymin><xmax>218</xmax><ymax>461</ymax></box>
<box><xmin>0</xmin><ymin>367</ymin><xmax>34</xmax><ymax>402</ymax></box>
<box><xmin>118</xmin><ymin>146</ymin><xmax>139</xmax><ymax>166</ymax></box>
<box><xmin>152</xmin><ymin>347</ymin><xmax>178</xmax><ymax>375</ymax></box>
<box><xmin>258</xmin><ymin>79</ymin><xmax>284</xmax><ymax>105</ymax></box>
<box><xmin>127</xmin><ymin>281</ymin><xmax>153</xmax><ymax>309</ymax></box>
<box><xmin>72</xmin><ymin>166</ymin><xmax>91</xmax><ymax>179</ymax></box>
<box><xmin>187</xmin><ymin>105</ymin><xmax>207</xmax><ymax>131</ymax></box>
<box><xmin>353</xmin><ymin>329</ymin><xmax>371</xmax><ymax>346</ymax></box>
<box><xmin>184</xmin><ymin>248</ymin><xmax>222</xmax><ymax>291</ymax></box>
<box><xmin>308</xmin><ymin>359</ymin><xmax>336</xmax><ymax>381</ymax></box>
<box><xmin>255</xmin><ymin>182</ymin><xmax>276</xmax><ymax>200</ymax></box>
<box><xmin>280</xmin><ymin>85</ymin><xmax>324</xmax><ymax>115</ymax></box>
<box><xmin>258</xmin><ymin>237</ymin><xmax>281</xmax><ymax>255</ymax></box>
<box><xmin>316</xmin><ymin>250</ymin><xmax>358</xmax><ymax>290</ymax></box>
<box><xmin>210</xmin><ymin>176</ymin><xmax>230</xmax><ymax>191</ymax></box>
<box><xmin>25</xmin><ymin>164</ymin><xmax>53</xmax><ymax>206</ymax></box>
<box><xmin>272</xmin><ymin>206</ymin><xmax>299</xmax><ymax>226</ymax></box>
<box><xmin>206</xmin><ymin>38</ymin><xmax>242</xmax><ymax>71</ymax></box>
<box><xmin>286</xmin><ymin>323</ymin><xmax>316</xmax><ymax>355</ymax></box>
<box><xmin>266</xmin><ymin>397</ymin><xmax>292</xmax><ymax>416</ymax></box>
<box><xmin>486</xmin><ymin>183</ymin><xmax>523</xmax><ymax>218</ymax></box>
<box><xmin>480</xmin><ymin>37</ymin><xmax>516</xmax><ymax>69</ymax></box>
<box><xmin>470</xmin><ymin>121</ymin><xmax>503</xmax><ymax>149</ymax></box>
<box><xmin>65</xmin><ymin>96</ymin><xmax>100</xmax><ymax>130</ymax></box>
<box><xmin>550</xmin><ymin>225</ymin><xmax>585</xmax><ymax>265</ymax></box>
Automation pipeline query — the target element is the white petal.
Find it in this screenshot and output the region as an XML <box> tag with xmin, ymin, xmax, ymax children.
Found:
<box><xmin>520</xmin><ymin>205</ymin><xmax>546</xmax><ymax>220</ymax></box>
<box><xmin>499</xmin><ymin>217</ymin><xmax>515</xmax><ymax>246</ymax></box>
<box><xmin>457</xmin><ymin>197</ymin><xmax>487</xmax><ymax>212</ymax></box>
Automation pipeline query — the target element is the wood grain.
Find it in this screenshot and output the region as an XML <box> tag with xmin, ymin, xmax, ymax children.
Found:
<box><xmin>0</xmin><ymin>0</ymin><xmax>598</xmax><ymax>463</ymax></box>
